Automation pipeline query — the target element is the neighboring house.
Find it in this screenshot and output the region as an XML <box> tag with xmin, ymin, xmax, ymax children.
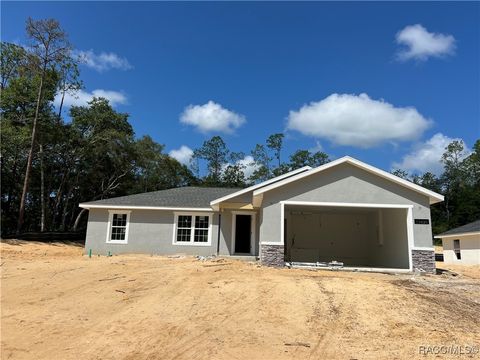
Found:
<box><xmin>435</xmin><ymin>220</ymin><xmax>480</xmax><ymax>265</ymax></box>
<box><xmin>80</xmin><ymin>156</ymin><xmax>444</xmax><ymax>273</ymax></box>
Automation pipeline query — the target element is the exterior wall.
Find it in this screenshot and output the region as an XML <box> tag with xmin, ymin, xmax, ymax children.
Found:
<box><xmin>85</xmin><ymin>208</ymin><xmax>260</xmax><ymax>257</ymax></box>
<box><xmin>412</xmin><ymin>249</ymin><xmax>435</xmax><ymax>273</ymax></box>
<box><xmin>85</xmin><ymin>209</ymin><xmax>219</xmax><ymax>256</ymax></box>
<box><xmin>217</xmin><ymin>209</ymin><xmax>260</xmax><ymax>256</ymax></box>
<box><xmin>259</xmin><ymin>163</ymin><xmax>434</xmax><ymax>248</ymax></box>
<box><xmin>260</xmin><ymin>244</ymin><xmax>284</xmax><ymax>266</ymax></box>
<box><xmin>217</xmin><ymin>210</ymin><xmax>233</xmax><ymax>256</ymax></box>
<box><xmin>442</xmin><ymin>234</ymin><xmax>480</xmax><ymax>265</ymax></box>
<box><xmin>369</xmin><ymin>208</ymin><xmax>410</xmax><ymax>269</ymax></box>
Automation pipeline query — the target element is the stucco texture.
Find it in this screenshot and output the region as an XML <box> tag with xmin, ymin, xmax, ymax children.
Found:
<box><xmin>442</xmin><ymin>234</ymin><xmax>480</xmax><ymax>265</ymax></box>
<box><xmin>259</xmin><ymin>163</ymin><xmax>434</xmax><ymax>249</ymax></box>
<box><xmin>84</xmin><ymin>209</ymin><xmax>219</xmax><ymax>256</ymax></box>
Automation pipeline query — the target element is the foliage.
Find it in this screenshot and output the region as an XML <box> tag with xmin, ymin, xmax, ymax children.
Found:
<box><xmin>1</xmin><ymin>17</ymin><xmax>478</xmax><ymax>239</ymax></box>
<box><xmin>393</xmin><ymin>140</ymin><xmax>480</xmax><ymax>237</ymax></box>
<box><xmin>193</xmin><ymin>136</ymin><xmax>230</xmax><ymax>186</ymax></box>
<box><xmin>0</xmin><ymin>22</ymin><xmax>195</xmax><ymax>234</ymax></box>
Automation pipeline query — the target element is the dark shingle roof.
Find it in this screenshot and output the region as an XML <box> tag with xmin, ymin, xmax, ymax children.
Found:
<box><xmin>82</xmin><ymin>187</ymin><xmax>242</xmax><ymax>208</ymax></box>
<box><xmin>437</xmin><ymin>220</ymin><xmax>480</xmax><ymax>236</ymax></box>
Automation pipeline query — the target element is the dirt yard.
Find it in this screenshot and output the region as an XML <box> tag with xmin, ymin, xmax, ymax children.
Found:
<box><xmin>1</xmin><ymin>240</ymin><xmax>479</xmax><ymax>360</ymax></box>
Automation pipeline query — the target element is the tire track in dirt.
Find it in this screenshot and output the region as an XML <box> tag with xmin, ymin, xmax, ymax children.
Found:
<box><xmin>164</xmin><ymin>282</ymin><xmax>280</xmax><ymax>360</ymax></box>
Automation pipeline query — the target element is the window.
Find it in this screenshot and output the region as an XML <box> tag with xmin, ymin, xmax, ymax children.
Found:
<box><xmin>453</xmin><ymin>239</ymin><xmax>461</xmax><ymax>260</ymax></box>
<box><xmin>176</xmin><ymin>215</ymin><xmax>192</xmax><ymax>242</ymax></box>
<box><xmin>173</xmin><ymin>213</ymin><xmax>211</xmax><ymax>246</ymax></box>
<box><xmin>106</xmin><ymin>211</ymin><xmax>130</xmax><ymax>244</ymax></box>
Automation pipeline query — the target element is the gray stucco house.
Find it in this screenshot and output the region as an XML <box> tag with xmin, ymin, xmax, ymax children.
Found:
<box><xmin>80</xmin><ymin>156</ymin><xmax>444</xmax><ymax>273</ymax></box>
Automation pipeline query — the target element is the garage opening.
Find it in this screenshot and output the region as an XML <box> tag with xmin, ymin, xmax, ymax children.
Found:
<box><xmin>284</xmin><ymin>204</ymin><xmax>411</xmax><ymax>270</ymax></box>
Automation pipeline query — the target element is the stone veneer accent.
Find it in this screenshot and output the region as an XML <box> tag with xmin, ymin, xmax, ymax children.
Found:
<box><xmin>412</xmin><ymin>249</ymin><xmax>436</xmax><ymax>274</ymax></box>
<box><xmin>260</xmin><ymin>244</ymin><xmax>285</xmax><ymax>267</ymax></box>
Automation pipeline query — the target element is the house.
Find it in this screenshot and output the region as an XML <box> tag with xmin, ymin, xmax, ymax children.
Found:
<box><xmin>435</xmin><ymin>220</ymin><xmax>480</xmax><ymax>265</ymax></box>
<box><xmin>80</xmin><ymin>156</ymin><xmax>444</xmax><ymax>273</ymax></box>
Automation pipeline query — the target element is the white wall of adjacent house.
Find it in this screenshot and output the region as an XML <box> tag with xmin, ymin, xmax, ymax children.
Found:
<box><xmin>442</xmin><ymin>234</ymin><xmax>480</xmax><ymax>265</ymax></box>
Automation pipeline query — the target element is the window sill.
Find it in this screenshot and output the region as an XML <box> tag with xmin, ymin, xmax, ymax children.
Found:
<box><xmin>106</xmin><ymin>240</ymin><xmax>128</xmax><ymax>245</ymax></box>
<box><xmin>173</xmin><ymin>242</ymin><xmax>212</xmax><ymax>247</ymax></box>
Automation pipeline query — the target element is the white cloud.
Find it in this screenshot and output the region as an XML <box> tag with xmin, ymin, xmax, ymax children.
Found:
<box><xmin>75</xmin><ymin>49</ymin><xmax>132</xmax><ymax>72</ymax></box>
<box><xmin>236</xmin><ymin>155</ymin><xmax>260</xmax><ymax>178</ymax></box>
<box><xmin>54</xmin><ymin>89</ymin><xmax>128</xmax><ymax>108</ymax></box>
<box><xmin>395</xmin><ymin>24</ymin><xmax>456</xmax><ymax>61</ymax></box>
<box><xmin>392</xmin><ymin>133</ymin><xmax>470</xmax><ymax>175</ymax></box>
<box><xmin>169</xmin><ymin>145</ymin><xmax>194</xmax><ymax>165</ymax></box>
<box><xmin>287</xmin><ymin>93</ymin><xmax>431</xmax><ymax>148</ymax></box>
<box><xmin>309</xmin><ymin>140</ymin><xmax>323</xmax><ymax>153</ymax></box>
<box><xmin>222</xmin><ymin>155</ymin><xmax>260</xmax><ymax>179</ymax></box>
<box><xmin>180</xmin><ymin>101</ymin><xmax>246</xmax><ymax>134</ymax></box>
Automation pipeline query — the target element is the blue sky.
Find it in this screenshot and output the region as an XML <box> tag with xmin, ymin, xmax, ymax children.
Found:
<box><xmin>3</xmin><ymin>1</ymin><xmax>479</xmax><ymax>176</ymax></box>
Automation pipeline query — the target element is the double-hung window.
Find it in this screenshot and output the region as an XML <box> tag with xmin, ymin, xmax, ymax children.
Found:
<box><xmin>106</xmin><ymin>211</ymin><xmax>131</xmax><ymax>244</ymax></box>
<box><xmin>173</xmin><ymin>213</ymin><xmax>211</xmax><ymax>246</ymax></box>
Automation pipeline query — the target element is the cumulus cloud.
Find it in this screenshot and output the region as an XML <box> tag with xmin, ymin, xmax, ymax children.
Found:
<box><xmin>222</xmin><ymin>155</ymin><xmax>260</xmax><ymax>179</ymax></box>
<box><xmin>287</xmin><ymin>93</ymin><xmax>431</xmax><ymax>148</ymax></box>
<box><xmin>392</xmin><ymin>133</ymin><xmax>470</xmax><ymax>175</ymax></box>
<box><xmin>169</xmin><ymin>145</ymin><xmax>194</xmax><ymax>165</ymax></box>
<box><xmin>236</xmin><ymin>155</ymin><xmax>260</xmax><ymax>178</ymax></box>
<box><xmin>180</xmin><ymin>101</ymin><xmax>246</xmax><ymax>134</ymax></box>
<box><xmin>54</xmin><ymin>89</ymin><xmax>128</xmax><ymax>108</ymax></box>
<box><xmin>395</xmin><ymin>24</ymin><xmax>456</xmax><ymax>61</ymax></box>
<box><xmin>75</xmin><ymin>49</ymin><xmax>132</xmax><ymax>72</ymax></box>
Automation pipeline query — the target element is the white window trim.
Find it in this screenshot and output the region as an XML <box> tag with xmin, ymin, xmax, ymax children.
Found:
<box><xmin>106</xmin><ymin>210</ymin><xmax>131</xmax><ymax>244</ymax></box>
<box><xmin>172</xmin><ymin>212</ymin><xmax>212</xmax><ymax>246</ymax></box>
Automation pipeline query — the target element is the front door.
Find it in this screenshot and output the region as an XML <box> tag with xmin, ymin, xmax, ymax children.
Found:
<box><xmin>235</xmin><ymin>214</ymin><xmax>251</xmax><ymax>254</ymax></box>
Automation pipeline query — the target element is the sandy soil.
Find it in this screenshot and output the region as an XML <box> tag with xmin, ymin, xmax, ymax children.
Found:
<box><xmin>1</xmin><ymin>240</ymin><xmax>479</xmax><ymax>360</ymax></box>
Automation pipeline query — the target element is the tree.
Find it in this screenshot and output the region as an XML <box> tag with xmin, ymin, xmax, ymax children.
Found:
<box><xmin>440</xmin><ymin>140</ymin><xmax>468</xmax><ymax>225</ymax></box>
<box><xmin>193</xmin><ymin>136</ymin><xmax>229</xmax><ymax>186</ymax></box>
<box><xmin>289</xmin><ymin>150</ymin><xmax>329</xmax><ymax>169</ymax></box>
<box><xmin>69</xmin><ymin>97</ymin><xmax>136</xmax><ymax>230</ymax></box>
<box><xmin>132</xmin><ymin>135</ymin><xmax>195</xmax><ymax>193</ymax></box>
<box><xmin>56</xmin><ymin>60</ymin><xmax>82</xmax><ymax>121</ymax></box>
<box><xmin>221</xmin><ymin>152</ymin><xmax>249</xmax><ymax>187</ymax></box>
<box><xmin>266</xmin><ymin>133</ymin><xmax>284</xmax><ymax>168</ymax></box>
<box><xmin>0</xmin><ymin>42</ymin><xmax>28</xmax><ymax>90</ymax></box>
<box><xmin>250</xmin><ymin>144</ymin><xmax>271</xmax><ymax>182</ymax></box>
<box><xmin>463</xmin><ymin>140</ymin><xmax>480</xmax><ymax>186</ymax></box>
<box><xmin>17</xmin><ymin>18</ymin><xmax>73</xmax><ymax>233</ymax></box>
<box><xmin>391</xmin><ymin>168</ymin><xmax>410</xmax><ymax>180</ymax></box>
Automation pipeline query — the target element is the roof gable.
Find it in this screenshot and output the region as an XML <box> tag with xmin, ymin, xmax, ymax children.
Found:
<box><xmin>209</xmin><ymin>166</ymin><xmax>311</xmax><ymax>209</ymax></box>
<box><xmin>252</xmin><ymin>156</ymin><xmax>444</xmax><ymax>205</ymax></box>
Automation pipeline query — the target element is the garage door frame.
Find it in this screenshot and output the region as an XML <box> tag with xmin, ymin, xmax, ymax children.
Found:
<box><xmin>280</xmin><ymin>201</ymin><xmax>414</xmax><ymax>272</ymax></box>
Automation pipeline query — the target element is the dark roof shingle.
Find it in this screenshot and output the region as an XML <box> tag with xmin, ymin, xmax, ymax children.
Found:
<box><xmin>437</xmin><ymin>220</ymin><xmax>480</xmax><ymax>236</ymax></box>
<box><xmin>82</xmin><ymin>187</ymin><xmax>241</xmax><ymax>208</ymax></box>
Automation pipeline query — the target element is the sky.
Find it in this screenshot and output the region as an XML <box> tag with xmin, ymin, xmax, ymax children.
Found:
<box><xmin>2</xmin><ymin>1</ymin><xmax>479</xmax><ymax>177</ymax></box>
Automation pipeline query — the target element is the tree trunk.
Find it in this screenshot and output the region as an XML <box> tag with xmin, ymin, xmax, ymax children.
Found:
<box><xmin>17</xmin><ymin>66</ymin><xmax>45</xmax><ymax>233</ymax></box>
<box><xmin>57</xmin><ymin>88</ymin><xmax>65</xmax><ymax>123</ymax></box>
<box><xmin>39</xmin><ymin>144</ymin><xmax>45</xmax><ymax>232</ymax></box>
<box><xmin>73</xmin><ymin>208</ymin><xmax>87</xmax><ymax>231</ymax></box>
<box><xmin>61</xmin><ymin>189</ymin><xmax>71</xmax><ymax>231</ymax></box>
<box><xmin>52</xmin><ymin>172</ymin><xmax>67</xmax><ymax>230</ymax></box>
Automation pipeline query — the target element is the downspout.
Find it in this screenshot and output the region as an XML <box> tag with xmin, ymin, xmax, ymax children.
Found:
<box><xmin>216</xmin><ymin>213</ymin><xmax>222</xmax><ymax>256</ymax></box>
